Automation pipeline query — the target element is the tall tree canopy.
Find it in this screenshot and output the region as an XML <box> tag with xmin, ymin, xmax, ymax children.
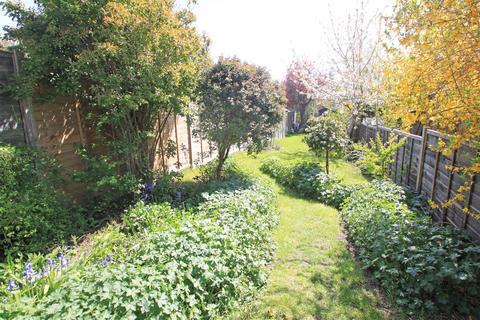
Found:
<box><xmin>1</xmin><ymin>0</ymin><xmax>209</xmax><ymax>178</ymax></box>
<box><xmin>197</xmin><ymin>57</ymin><xmax>284</xmax><ymax>178</ymax></box>
<box><xmin>385</xmin><ymin>0</ymin><xmax>480</xmax><ymax>153</ymax></box>
<box><xmin>285</xmin><ymin>59</ymin><xmax>325</xmax><ymax>130</ymax></box>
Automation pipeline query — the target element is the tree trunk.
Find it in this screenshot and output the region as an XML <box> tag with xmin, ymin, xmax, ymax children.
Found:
<box><xmin>215</xmin><ymin>145</ymin><xmax>230</xmax><ymax>180</ymax></box>
<box><xmin>325</xmin><ymin>149</ymin><xmax>330</xmax><ymax>175</ymax></box>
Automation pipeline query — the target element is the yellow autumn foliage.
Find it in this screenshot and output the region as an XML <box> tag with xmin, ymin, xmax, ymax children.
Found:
<box><xmin>385</xmin><ymin>0</ymin><xmax>480</xmax><ymax>154</ymax></box>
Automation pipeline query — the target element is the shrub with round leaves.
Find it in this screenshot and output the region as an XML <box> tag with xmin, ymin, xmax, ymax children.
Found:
<box><xmin>260</xmin><ymin>158</ymin><xmax>353</xmax><ymax>209</ymax></box>
<box><xmin>0</xmin><ymin>181</ymin><xmax>278</xmax><ymax>319</ymax></box>
<box><xmin>342</xmin><ymin>180</ymin><xmax>480</xmax><ymax>315</ymax></box>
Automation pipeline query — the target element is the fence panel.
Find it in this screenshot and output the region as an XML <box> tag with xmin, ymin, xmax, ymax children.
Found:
<box><xmin>357</xmin><ymin>123</ymin><xmax>480</xmax><ymax>241</ymax></box>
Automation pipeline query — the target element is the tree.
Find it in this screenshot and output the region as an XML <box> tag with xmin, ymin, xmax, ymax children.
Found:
<box><xmin>325</xmin><ymin>0</ymin><xmax>385</xmax><ymax>137</ymax></box>
<box><xmin>303</xmin><ymin>115</ymin><xmax>346</xmax><ymax>174</ymax></box>
<box><xmin>196</xmin><ymin>57</ymin><xmax>284</xmax><ymax>179</ymax></box>
<box><xmin>385</xmin><ymin>0</ymin><xmax>480</xmax><ymax>153</ymax></box>
<box><xmin>1</xmin><ymin>0</ymin><xmax>208</xmax><ymax>179</ymax></box>
<box><xmin>285</xmin><ymin>59</ymin><xmax>326</xmax><ymax>130</ymax></box>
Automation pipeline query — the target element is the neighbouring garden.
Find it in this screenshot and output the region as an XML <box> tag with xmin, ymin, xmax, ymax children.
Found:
<box><xmin>1</xmin><ymin>0</ymin><xmax>480</xmax><ymax>319</ymax></box>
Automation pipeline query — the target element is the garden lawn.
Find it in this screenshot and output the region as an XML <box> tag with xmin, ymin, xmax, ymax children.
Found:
<box><xmin>217</xmin><ymin>135</ymin><xmax>398</xmax><ymax>319</ymax></box>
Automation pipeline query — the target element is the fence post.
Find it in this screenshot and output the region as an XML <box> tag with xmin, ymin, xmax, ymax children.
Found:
<box><xmin>186</xmin><ymin>116</ymin><xmax>193</xmax><ymax>168</ymax></box>
<box><xmin>174</xmin><ymin>113</ymin><xmax>181</xmax><ymax>168</ymax></box>
<box><xmin>442</xmin><ymin>150</ymin><xmax>457</xmax><ymax>224</ymax></box>
<box><xmin>416</xmin><ymin>126</ymin><xmax>429</xmax><ymax>193</ymax></box>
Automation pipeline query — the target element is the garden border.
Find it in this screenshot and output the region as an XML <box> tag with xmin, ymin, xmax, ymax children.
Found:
<box><xmin>356</xmin><ymin>123</ymin><xmax>480</xmax><ymax>241</ymax></box>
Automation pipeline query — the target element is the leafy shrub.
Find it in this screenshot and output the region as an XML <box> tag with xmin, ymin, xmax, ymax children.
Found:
<box><xmin>141</xmin><ymin>171</ymin><xmax>185</xmax><ymax>205</ymax></box>
<box><xmin>73</xmin><ymin>149</ymin><xmax>140</xmax><ymax>219</ymax></box>
<box><xmin>354</xmin><ymin>133</ymin><xmax>406</xmax><ymax>178</ymax></box>
<box><xmin>342</xmin><ymin>180</ymin><xmax>480</xmax><ymax>315</ymax></box>
<box><xmin>195</xmin><ymin>158</ymin><xmax>247</xmax><ymax>183</ymax></box>
<box><xmin>260</xmin><ymin>158</ymin><xmax>353</xmax><ymax>208</ymax></box>
<box><xmin>0</xmin><ymin>145</ymin><xmax>86</xmax><ymax>258</ymax></box>
<box><xmin>1</xmin><ymin>181</ymin><xmax>278</xmax><ymax>319</ymax></box>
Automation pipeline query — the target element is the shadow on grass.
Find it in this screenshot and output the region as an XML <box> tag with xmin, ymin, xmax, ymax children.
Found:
<box><xmin>309</xmin><ymin>248</ymin><xmax>394</xmax><ymax>320</ymax></box>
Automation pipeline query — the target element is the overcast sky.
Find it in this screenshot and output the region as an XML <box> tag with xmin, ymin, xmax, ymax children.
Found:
<box><xmin>1</xmin><ymin>0</ymin><xmax>393</xmax><ymax>80</ymax></box>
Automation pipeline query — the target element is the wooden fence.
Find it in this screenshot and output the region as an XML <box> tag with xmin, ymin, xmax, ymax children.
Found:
<box><xmin>356</xmin><ymin>123</ymin><xmax>480</xmax><ymax>241</ymax></box>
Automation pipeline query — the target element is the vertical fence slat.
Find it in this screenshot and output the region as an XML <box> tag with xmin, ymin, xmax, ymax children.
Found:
<box><xmin>431</xmin><ymin>150</ymin><xmax>441</xmax><ymax>200</ymax></box>
<box><xmin>463</xmin><ymin>175</ymin><xmax>476</xmax><ymax>229</ymax></box>
<box><xmin>442</xmin><ymin>150</ymin><xmax>457</xmax><ymax>224</ymax></box>
<box><xmin>416</xmin><ymin>127</ymin><xmax>429</xmax><ymax>193</ymax></box>
<box><xmin>400</xmin><ymin>138</ymin><xmax>407</xmax><ymax>185</ymax></box>
<box><xmin>406</xmin><ymin>139</ymin><xmax>415</xmax><ymax>187</ymax></box>
<box><xmin>394</xmin><ymin>133</ymin><xmax>400</xmax><ymax>183</ymax></box>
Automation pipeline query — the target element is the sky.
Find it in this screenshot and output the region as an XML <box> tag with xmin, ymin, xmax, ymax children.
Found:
<box><xmin>1</xmin><ymin>0</ymin><xmax>394</xmax><ymax>80</ymax></box>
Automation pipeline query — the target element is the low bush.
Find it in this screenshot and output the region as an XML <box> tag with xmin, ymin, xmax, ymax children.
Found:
<box><xmin>73</xmin><ymin>149</ymin><xmax>141</xmax><ymax>220</ymax></box>
<box><xmin>260</xmin><ymin>158</ymin><xmax>353</xmax><ymax>208</ymax></box>
<box><xmin>341</xmin><ymin>180</ymin><xmax>480</xmax><ymax>315</ymax></box>
<box><xmin>1</xmin><ymin>181</ymin><xmax>278</xmax><ymax>319</ymax></box>
<box><xmin>0</xmin><ymin>145</ymin><xmax>86</xmax><ymax>258</ymax></box>
<box><xmin>353</xmin><ymin>133</ymin><xmax>406</xmax><ymax>178</ymax></box>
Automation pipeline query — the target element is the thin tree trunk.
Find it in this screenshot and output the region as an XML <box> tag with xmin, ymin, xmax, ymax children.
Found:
<box><xmin>325</xmin><ymin>149</ymin><xmax>330</xmax><ymax>175</ymax></box>
<box><xmin>215</xmin><ymin>145</ymin><xmax>230</xmax><ymax>179</ymax></box>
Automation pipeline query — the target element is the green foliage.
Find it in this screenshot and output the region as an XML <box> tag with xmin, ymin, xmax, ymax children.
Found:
<box><xmin>260</xmin><ymin>158</ymin><xmax>353</xmax><ymax>209</ymax></box>
<box><xmin>196</xmin><ymin>57</ymin><xmax>285</xmax><ymax>178</ymax></box>
<box><xmin>122</xmin><ymin>201</ymin><xmax>187</xmax><ymax>233</ymax></box>
<box><xmin>1</xmin><ymin>181</ymin><xmax>278</xmax><ymax>319</ymax></box>
<box><xmin>354</xmin><ymin>133</ymin><xmax>406</xmax><ymax>178</ymax></box>
<box><xmin>73</xmin><ymin>149</ymin><xmax>140</xmax><ymax>219</ymax></box>
<box><xmin>303</xmin><ymin>116</ymin><xmax>347</xmax><ymax>174</ymax></box>
<box><xmin>195</xmin><ymin>158</ymin><xmax>246</xmax><ymax>183</ymax></box>
<box><xmin>342</xmin><ymin>180</ymin><xmax>480</xmax><ymax>315</ymax></box>
<box><xmin>1</xmin><ymin>0</ymin><xmax>208</xmax><ymax>178</ymax></box>
<box><xmin>0</xmin><ymin>145</ymin><xmax>86</xmax><ymax>258</ymax></box>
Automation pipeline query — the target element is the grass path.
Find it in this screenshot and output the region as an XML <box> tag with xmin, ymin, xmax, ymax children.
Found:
<box><xmin>186</xmin><ymin>135</ymin><xmax>397</xmax><ymax>319</ymax></box>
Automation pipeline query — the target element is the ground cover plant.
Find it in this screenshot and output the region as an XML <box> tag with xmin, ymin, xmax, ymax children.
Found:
<box><xmin>341</xmin><ymin>180</ymin><xmax>480</xmax><ymax>316</ymax></box>
<box><xmin>260</xmin><ymin>157</ymin><xmax>353</xmax><ymax>209</ymax></box>
<box><xmin>0</xmin><ymin>177</ymin><xmax>278</xmax><ymax>319</ymax></box>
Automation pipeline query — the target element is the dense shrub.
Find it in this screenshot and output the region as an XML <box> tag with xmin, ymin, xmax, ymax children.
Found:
<box><xmin>73</xmin><ymin>150</ymin><xmax>141</xmax><ymax>219</ymax></box>
<box><xmin>342</xmin><ymin>180</ymin><xmax>480</xmax><ymax>315</ymax></box>
<box><xmin>260</xmin><ymin>158</ymin><xmax>353</xmax><ymax>208</ymax></box>
<box><xmin>1</xmin><ymin>181</ymin><xmax>278</xmax><ymax>319</ymax></box>
<box><xmin>0</xmin><ymin>145</ymin><xmax>86</xmax><ymax>258</ymax></box>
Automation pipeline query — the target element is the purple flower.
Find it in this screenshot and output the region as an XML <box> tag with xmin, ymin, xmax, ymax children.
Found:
<box><xmin>175</xmin><ymin>190</ymin><xmax>183</xmax><ymax>201</ymax></box>
<box><xmin>5</xmin><ymin>279</ymin><xmax>18</xmax><ymax>292</ymax></box>
<box><xmin>100</xmin><ymin>255</ymin><xmax>113</xmax><ymax>267</ymax></box>
<box><xmin>22</xmin><ymin>262</ymin><xmax>37</xmax><ymax>283</ymax></box>
<box><xmin>59</xmin><ymin>254</ymin><xmax>70</xmax><ymax>268</ymax></box>
<box><xmin>144</xmin><ymin>182</ymin><xmax>155</xmax><ymax>193</ymax></box>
